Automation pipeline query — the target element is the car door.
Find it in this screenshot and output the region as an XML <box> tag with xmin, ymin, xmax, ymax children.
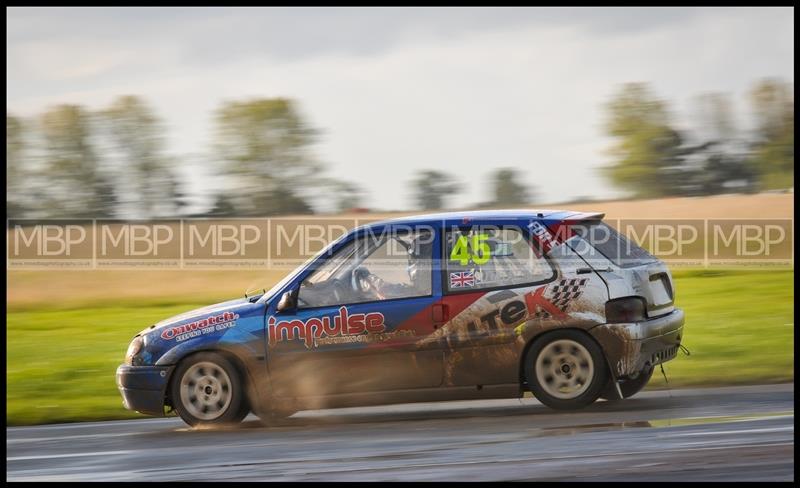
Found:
<box><xmin>266</xmin><ymin>224</ymin><xmax>444</xmax><ymax>399</ymax></box>
<box><xmin>418</xmin><ymin>222</ymin><xmax>562</xmax><ymax>387</ymax></box>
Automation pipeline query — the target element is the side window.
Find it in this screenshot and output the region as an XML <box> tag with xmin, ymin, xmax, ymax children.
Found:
<box><xmin>297</xmin><ymin>229</ymin><xmax>433</xmax><ymax>308</ymax></box>
<box><xmin>444</xmin><ymin>226</ymin><xmax>554</xmax><ymax>293</ymax></box>
<box><xmin>571</xmin><ymin>221</ymin><xmax>657</xmax><ymax>268</ymax></box>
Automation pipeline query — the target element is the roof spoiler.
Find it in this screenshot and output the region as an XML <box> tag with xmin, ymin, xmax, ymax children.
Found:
<box><xmin>564</xmin><ymin>211</ymin><xmax>605</xmax><ymax>221</ymax></box>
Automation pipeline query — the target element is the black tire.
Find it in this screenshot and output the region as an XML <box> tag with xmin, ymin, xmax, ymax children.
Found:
<box><xmin>524</xmin><ymin>330</ymin><xmax>609</xmax><ymax>410</ymax></box>
<box><xmin>170</xmin><ymin>352</ymin><xmax>249</xmax><ymax>427</ymax></box>
<box><xmin>601</xmin><ymin>366</ymin><xmax>654</xmax><ymax>401</ymax></box>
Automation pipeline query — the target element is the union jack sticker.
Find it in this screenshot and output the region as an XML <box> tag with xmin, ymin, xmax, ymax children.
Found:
<box><xmin>450</xmin><ymin>270</ymin><xmax>477</xmax><ymax>288</ymax></box>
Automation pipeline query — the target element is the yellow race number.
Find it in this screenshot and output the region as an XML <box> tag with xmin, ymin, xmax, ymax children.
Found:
<box><xmin>450</xmin><ymin>233</ymin><xmax>490</xmax><ymax>265</ymax></box>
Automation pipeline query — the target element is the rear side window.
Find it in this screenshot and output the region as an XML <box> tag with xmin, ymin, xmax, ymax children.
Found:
<box><xmin>444</xmin><ymin>226</ymin><xmax>555</xmax><ymax>293</ymax></box>
<box><xmin>572</xmin><ymin>221</ymin><xmax>657</xmax><ymax>268</ymax></box>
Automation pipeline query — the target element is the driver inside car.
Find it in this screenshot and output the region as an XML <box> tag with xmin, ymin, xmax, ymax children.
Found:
<box><xmin>297</xmin><ymin>231</ymin><xmax>432</xmax><ymax>309</ymax></box>
<box><xmin>353</xmin><ymin>234</ymin><xmax>432</xmax><ymax>301</ymax></box>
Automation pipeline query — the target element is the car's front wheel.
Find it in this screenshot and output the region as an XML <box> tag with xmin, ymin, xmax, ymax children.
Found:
<box><xmin>170</xmin><ymin>352</ymin><xmax>249</xmax><ymax>427</ymax></box>
<box><xmin>524</xmin><ymin>330</ymin><xmax>608</xmax><ymax>410</ymax></box>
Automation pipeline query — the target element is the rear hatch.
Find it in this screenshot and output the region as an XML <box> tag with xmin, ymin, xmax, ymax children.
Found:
<box><xmin>569</xmin><ymin>220</ymin><xmax>675</xmax><ymax>318</ymax></box>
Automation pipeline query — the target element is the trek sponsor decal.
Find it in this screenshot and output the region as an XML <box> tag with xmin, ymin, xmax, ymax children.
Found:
<box><xmin>268</xmin><ymin>307</ymin><xmax>415</xmax><ymax>349</ymax></box>
<box><xmin>458</xmin><ymin>279</ymin><xmax>590</xmax><ymax>332</ymax></box>
<box><xmin>160</xmin><ymin>311</ymin><xmax>239</xmax><ymax>342</ymax></box>
<box><xmin>453</xmin><ymin>287</ymin><xmax>565</xmax><ymax>336</ymax></box>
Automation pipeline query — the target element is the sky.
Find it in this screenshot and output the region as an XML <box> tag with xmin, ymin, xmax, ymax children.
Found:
<box><xmin>6</xmin><ymin>7</ymin><xmax>795</xmax><ymax>212</ymax></box>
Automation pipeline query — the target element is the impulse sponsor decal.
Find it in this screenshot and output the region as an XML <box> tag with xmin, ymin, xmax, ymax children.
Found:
<box><xmin>160</xmin><ymin>311</ymin><xmax>239</xmax><ymax>342</ymax></box>
<box><xmin>268</xmin><ymin>307</ymin><xmax>388</xmax><ymax>349</ymax></box>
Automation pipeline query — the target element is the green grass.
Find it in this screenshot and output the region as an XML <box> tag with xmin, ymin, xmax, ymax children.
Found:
<box><xmin>648</xmin><ymin>268</ymin><xmax>794</xmax><ymax>388</ymax></box>
<box><xmin>7</xmin><ymin>304</ymin><xmax>209</xmax><ymax>426</ymax></box>
<box><xmin>6</xmin><ymin>269</ymin><xmax>794</xmax><ymax>425</ymax></box>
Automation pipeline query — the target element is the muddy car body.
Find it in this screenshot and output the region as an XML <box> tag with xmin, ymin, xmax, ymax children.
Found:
<box><xmin>117</xmin><ymin>210</ymin><xmax>684</xmax><ymax>426</ymax></box>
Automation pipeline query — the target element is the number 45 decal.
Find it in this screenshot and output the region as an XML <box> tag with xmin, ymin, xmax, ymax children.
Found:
<box><xmin>450</xmin><ymin>233</ymin><xmax>491</xmax><ymax>265</ymax></box>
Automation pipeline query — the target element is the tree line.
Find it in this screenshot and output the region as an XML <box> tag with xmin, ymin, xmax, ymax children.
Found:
<box><xmin>6</xmin><ymin>96</ymin><xmax>535</xmax><ymax>219</ymax></box>
<box><xmin>603</xmin><ymin>79</ymin><xmax>793</xmax><ymax>197</ymax></box>
<box><xmin>6</xmin><ymin>78</ymin><xmax>793</xmax><ymax>219</ymax></box>
<box><xmin>396</xmin><ymin>78</ymin><xmax>794</xmax><ymax>210</ymax></box>
<box><xmin>7</xmin><ymin>96</ymin><xmax>347</xmax><ymax>219</ymax></box>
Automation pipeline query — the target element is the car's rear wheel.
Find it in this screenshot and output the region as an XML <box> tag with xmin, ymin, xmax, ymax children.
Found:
<box><xmin>170</xmin><ymin>352</ymin><xmax>249</xmax><ymax>427</ymax></box>
<box><xmin>524</xmin><ymin>330</ymin><xmax>608</xmax><ymax>410</ymax></box>
<box><xmin>601</xmin><ymin>366</ymin><xmax>654</xmax><ymax>401</ymax></box>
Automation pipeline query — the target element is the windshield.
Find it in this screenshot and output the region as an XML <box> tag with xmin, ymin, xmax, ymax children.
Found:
<box><xmin>303</xmin><ymin>239</ymin><xmax>360</xmax><ymax>286</ymax></box>
<box><xmin>260</xmin><ymin>232</ymin><xmax>350</xmax><ymax>302</ymax></box>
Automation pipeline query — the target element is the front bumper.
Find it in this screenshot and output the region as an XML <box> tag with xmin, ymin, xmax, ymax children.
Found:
<box><xmin>589</xmin><ymin>308</ymin><xmax>684</xmax><ymax>378</ymax></box>
<box><xmin>116</xmin><ymin>364</ymin><xmax>174</xmax><ymax>416</ymax></box>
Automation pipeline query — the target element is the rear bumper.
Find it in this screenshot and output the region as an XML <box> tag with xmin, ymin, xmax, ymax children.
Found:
<box><xmin>116</xmin><ymin>364</ymin><xmax>173</xmax><ymax>416</ymax></box>
<box><xmin>589</xmin><ymin>308</ymin><xmax>684</xmax><ymax>378</ymax></box>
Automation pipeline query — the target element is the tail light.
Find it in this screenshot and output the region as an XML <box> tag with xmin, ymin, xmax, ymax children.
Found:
<box><xmin>605</xmin><ymin>297</ymin><xmax>647</xmax><ymax>323</ymax></box>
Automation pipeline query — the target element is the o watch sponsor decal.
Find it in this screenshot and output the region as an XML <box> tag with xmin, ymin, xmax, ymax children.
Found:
<box><xmin>160</xmin><ymin>311</ymin><xmax>239</xmax><ymax>342</ymax></box>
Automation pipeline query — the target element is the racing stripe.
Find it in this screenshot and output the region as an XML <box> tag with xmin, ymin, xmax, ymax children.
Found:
<box><xmin>395</xmin><ymin>291</ymin><xmax>485</xmax><ymax>336</ymax></box>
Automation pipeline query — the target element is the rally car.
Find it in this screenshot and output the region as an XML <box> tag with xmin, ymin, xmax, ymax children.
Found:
<box><xmin>117</xmin><ymin>210</ymin><xmax>684</xmax><ymax>427</ymax></box>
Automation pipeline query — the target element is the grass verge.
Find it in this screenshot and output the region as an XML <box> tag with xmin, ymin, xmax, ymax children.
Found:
<box><xmin>6</xmin><ymin>269</ymin><xmax>793</xmax><ymax>425</ymax></box>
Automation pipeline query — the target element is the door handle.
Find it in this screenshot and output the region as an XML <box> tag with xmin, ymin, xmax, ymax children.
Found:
<box><xmin>577</xmin><ymin>267</ymin><xmax>613</xmax><ymax>274</ymax></box>
<box><xmin>432</xmin><ymin>303</ymin><xmax>450</xmax><ymax>328</ymax></box>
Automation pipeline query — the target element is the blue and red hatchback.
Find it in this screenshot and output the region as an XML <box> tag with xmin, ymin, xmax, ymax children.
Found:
<box><xmin>117</xmin><ymin>210</ymin><xmax>684</xmax><ymax>427</ymax></box>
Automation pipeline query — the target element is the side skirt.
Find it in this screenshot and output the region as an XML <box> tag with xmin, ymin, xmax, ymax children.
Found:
<box><xmin>285</xmin><ymin>384</ymin><xmax>522</xmax><ymax>411</ymax></box>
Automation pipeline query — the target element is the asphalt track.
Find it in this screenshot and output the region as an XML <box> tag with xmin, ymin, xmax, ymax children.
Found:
<box><xmin>6</xmin><ymin>383</ymin><xmax>794</xmax><ymax>481</ymax></box>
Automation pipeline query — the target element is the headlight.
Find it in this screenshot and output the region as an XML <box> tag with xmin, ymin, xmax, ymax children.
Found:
<box><xmin>125</xmin><ymin>336</ymin><xmax>144</xmax><ymax>365</ymax></box>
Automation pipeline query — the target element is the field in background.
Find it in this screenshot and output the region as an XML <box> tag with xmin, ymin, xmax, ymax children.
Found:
<box><xmin>6</xmin><ymin>193</ymin><xmax>794</xmax><ymax>425</ymax></box>
<box><xmin>7</xmin><ymin>193</ymin><xmax>794</xmax><ymax>311</ymax></box>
